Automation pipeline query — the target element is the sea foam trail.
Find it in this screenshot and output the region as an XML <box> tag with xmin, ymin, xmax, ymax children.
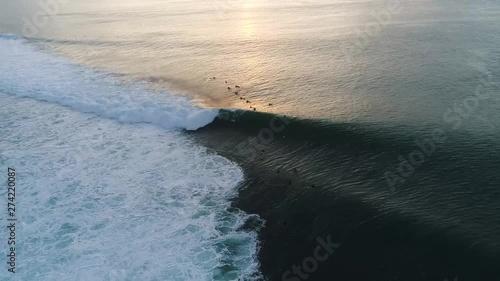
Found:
<box><xmin>0</xmin><ymin>34</ymin><xmax>262</xmax><ymax>281</ymax></box>
<box><xmin>0</xmin><ymin>93</ymin><xmax>262</xmax><ymax>281</ymax></box>
<box><xmin>0</xmin><ymin>34</ymin><xmax>218</xmax><ymax>130</ymax></box>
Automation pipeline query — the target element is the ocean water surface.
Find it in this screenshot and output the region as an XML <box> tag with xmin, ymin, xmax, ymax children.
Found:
<box><xmin>0</xmin><ymin>36</ymin><xmax>261</xmax><ymax>281</ymax></box>
<box><xmin>1</xmin><ymin>0</ymin><xmax>500</xmax><ymax>280</ymax></box>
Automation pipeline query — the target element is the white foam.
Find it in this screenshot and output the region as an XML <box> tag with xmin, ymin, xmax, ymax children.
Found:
<box><xmin>0</xmin><ymin>34</ymin><xmax>262</xmax><ymax>281</ymax></box>
<box><xmin>0</xmin><ymin>35</ymin><xmax>218</xmax><ymax>131</ymax></box>
<box><xmin>0</xmin><ymin>93</ymin><xmax>262</xmax><ymax>281</ymax></box>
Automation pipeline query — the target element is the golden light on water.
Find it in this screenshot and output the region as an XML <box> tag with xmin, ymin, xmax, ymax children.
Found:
<box><xmin>239</xmin><ymin>1</ymin><xmax>258</xmax><ymax>38</ymax></box>
<box><xmin>241</xmin><ymin>0</ymin><xmax>255</xmax><ymax>9</ymax></box>
<box><xmin>241</xmin><ymin>18</ymin><xmax>257</xmax><ymax>38</ymax></box>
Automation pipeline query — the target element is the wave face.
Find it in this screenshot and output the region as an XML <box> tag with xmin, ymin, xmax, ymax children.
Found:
<box><xmin>0</xmin><ymin>35</ymin><xmax>261</xmax><ymax>281</ymax></box>
<box><xmin>0</xmin><ymin>34</ymin><xmax>218</xmax><ymax>131</ymax></box>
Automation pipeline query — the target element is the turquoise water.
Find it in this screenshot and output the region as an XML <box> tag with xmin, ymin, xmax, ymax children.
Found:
<box><xmin>0</xmin><ymin>36</ymin><xmax>261</xmax><ymax>281</ymax></box>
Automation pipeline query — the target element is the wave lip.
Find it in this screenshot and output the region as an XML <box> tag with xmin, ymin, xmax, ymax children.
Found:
<box><xmin>0</xmin><ymin>34</ymin><xmax>218</xmax><ymax>130</ymax></box>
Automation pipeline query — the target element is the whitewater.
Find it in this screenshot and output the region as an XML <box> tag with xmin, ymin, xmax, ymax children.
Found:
<box><xmin>0</xmin><ymin>35</ymin><xmax>261</xmax><ymax>281</ymax></box>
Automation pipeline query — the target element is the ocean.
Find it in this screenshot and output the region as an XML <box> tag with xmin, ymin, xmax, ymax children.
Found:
<box><xmin>0</xmin><ymin>0</ymin><xmax>499</xmax><ymax>280</ymax></box>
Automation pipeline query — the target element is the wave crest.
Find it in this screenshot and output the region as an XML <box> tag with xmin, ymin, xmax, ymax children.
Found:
<box><xmin>0</xmin><ymin>34</ymin><xmax>218</xmax><ymax>130</ymax></box>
